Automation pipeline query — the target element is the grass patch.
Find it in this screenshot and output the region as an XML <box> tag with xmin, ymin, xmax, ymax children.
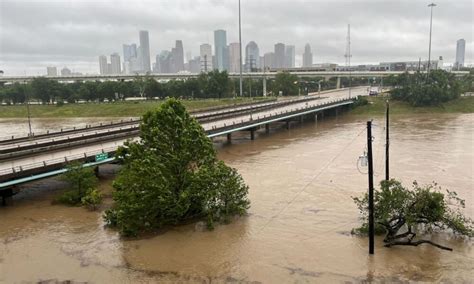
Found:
<box><xmin>0</xmin><ymin>97</ymin><xmax>272</xmax><ymax>118</ymax></box>
<box><xmin>351</xmin><ymin>96</ymin><xmax>474</xmax><ymax>116</ymax></box>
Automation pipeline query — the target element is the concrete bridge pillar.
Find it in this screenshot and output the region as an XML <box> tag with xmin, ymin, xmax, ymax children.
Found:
<box><xmin>250</xmin><ymin>129</ymin><xmax>255</xmax><ymax>140</ymax></box>
<box><xmin>336</xmin><ymin>77</ymin><xmax>341</xmax><ymax>89</ymax></box>
<box><xmin>299</xmin><ymin>115</ymin><xmax>304</xmax><ymax>124</ymax></box>
<box><xmin>286</xmin><ymin>121</ymin><xmax>291</xmax><ymax>130</ymax></box>
<box><xmin>94</xmin><ymin>166</ymin><xmax>99</xmax><ymax>177</ymax></box>
<box><xmin>263</xmin><ymin>76</ymin><xmax>267</xmax><ymax>97</ymax></box>
<box><xmin>1</xmin><ymin>188</ymin><xmax>13</xmax><ymax>206</ymax></box>
<box><xmin>265</xmin><ymin>123</ymin><xmax>270</xmax><ymax>134</ymax></box>
<box><xmin>227</xmin><ymin>133</ymin><xmax>232</xmax><ymax>142</ymax></box>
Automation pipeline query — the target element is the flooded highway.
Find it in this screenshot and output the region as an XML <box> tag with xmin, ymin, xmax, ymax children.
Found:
<box><xmin>0</xmin><ymin>113</ymin><xmax>472</xmax><ymax>283</ymax></box>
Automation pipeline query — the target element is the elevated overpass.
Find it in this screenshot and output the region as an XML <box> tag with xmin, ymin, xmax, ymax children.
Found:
<box><xmin>0</xmin><ymin>70</ymin><xmax>469</xmax><ymax>84</ymax></box>
<box><xmin>0</xmin><ymin>87</ymin><xmax>367</xmax><ymax>201</ymax></box>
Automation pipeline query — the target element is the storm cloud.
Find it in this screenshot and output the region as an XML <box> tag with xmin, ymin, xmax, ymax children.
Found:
<box><xmin>0</xmin><ymin>0</ymin><xmax>472</xmax><ymax>75</ymax></box>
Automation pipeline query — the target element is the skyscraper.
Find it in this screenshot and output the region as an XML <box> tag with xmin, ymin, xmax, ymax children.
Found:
<box><xmin>46</xmin><ymin>67</ymin><xmax>57</xmax><ymax>76</ymax></box>
<box><xmin>110</xmin><ymin>53</ymin><xmax>121</xmax><ymax>74</ymax></box>
<box><xmin>263</xmin><ymin>52</ymin><xmax>275</xmax><ymax>69</ymax></box>
<box><xmin>174</xmin><ymin>40</ymin><xmax>185</xmax><ymax>72</ymax></box>
<box><xmin>274</xmin><ymin>43</ymin><xmax>286</xmax><ymax>69</ymax></box>
<box><xmin>99</xmin><ymin>55</ymin><xmax>108</xmax><ymax>75</ymax></box>
<box><xmin>200</xmin><ymin>43</ymin><xmax>213</xmax><ymax>72</ymax></box>
<box><xmin>245</xmin><ymin>41</ymin><xmax>259</xmax><ymax>72</ymax></box>
<box><xmin>61</xmin><ymin>66</ymin><xmax>72</xmax><ymax>76</ymax></box>
<box><xmin>228</xmin><ymin>42</ymin><xmax>241</xmax><ymax>73</ymax></box>
<box><xmin>139</xmin><ymin>30</ymin><xmax>151</xmax><ymax>72</ymax></box>
<box><xmin>214</xmin><ymin>30</ymin><xmax>227</xmax><ymax>71</ymax></box>
<box><xmin>303</xmin><ymin>43</ymin><xmax>313</xmax><ymax>68</ymax></box>
<box><xmin>123</xmin><ymin>44</ymin><xmax>137</xmax><ymax>61</ymax></box>
<box><xmin>285</xmin><ymin>45</ymin><xmax>295</xmax><ymax>68</ymax></box>
<box><xmin>455</xmin><ymin>39</ymin><xmax>465</xmax><ymax>70</ymax></box>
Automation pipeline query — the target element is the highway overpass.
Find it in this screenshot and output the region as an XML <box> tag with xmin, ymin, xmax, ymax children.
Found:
<box><xmin>0</xmin><ymin>70</ymin><xmax>469</xmax><ymax>84</ymax></box>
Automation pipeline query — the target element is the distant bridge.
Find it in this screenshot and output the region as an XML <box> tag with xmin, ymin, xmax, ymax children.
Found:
<box><xmin>0</xmin><ymin>70</ymin><xmax>469</xmax><ymax>84</ymax></box>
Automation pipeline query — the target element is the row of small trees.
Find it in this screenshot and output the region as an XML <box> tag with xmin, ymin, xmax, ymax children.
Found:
<box><xmin>0</xmin><ymin>71</ymin><xmax>382</xmax><ymax>105</ymax></box>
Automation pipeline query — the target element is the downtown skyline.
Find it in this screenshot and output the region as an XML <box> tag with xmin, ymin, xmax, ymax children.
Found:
<box><xmin>0</xmin><ymin>0</ymin><xmax>472</xmax><ymax>75</ymax></box>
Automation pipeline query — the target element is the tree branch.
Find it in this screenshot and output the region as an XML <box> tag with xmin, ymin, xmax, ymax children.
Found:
<box><xmin>384</xmin><ymin>240</ymin><xmax>453</xmax><ymax>251</ymax></box>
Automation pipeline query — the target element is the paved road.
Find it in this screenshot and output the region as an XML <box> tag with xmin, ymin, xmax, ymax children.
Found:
<box><xmin>0</xmin><ymin>87</ymin><xmax>367</xmax><ymax>174</ymax></box>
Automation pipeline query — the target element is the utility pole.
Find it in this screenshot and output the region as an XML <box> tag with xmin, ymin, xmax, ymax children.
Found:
<box><xmin>344</xmin><ymin>24</ymin><xmax>352</xmax><ymax>99</ymax></box>
<box><xmin>427</xmin><ymin>3</ymin><xmax>436</xmax><ymax>74</ymax></box>
<box><xmin>385</xmin><ymin>101</ymin><xmax>389</xmax><ymax>181</ymax></box>
<box><xmin>367</xmin><ymin>120</ymin><xmax>375</xmax><ymax>255</ymax></box>
<box><xmin>238</xmin><ymin>0</ymin><xmax>243</xmax><ymax>97</ymax></box>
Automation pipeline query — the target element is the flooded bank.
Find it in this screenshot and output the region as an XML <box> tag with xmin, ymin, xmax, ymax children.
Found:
<box><xmin>0</xmin><ymin>113</ymin><xmax>473</xmax><ymax>283</ymax></box>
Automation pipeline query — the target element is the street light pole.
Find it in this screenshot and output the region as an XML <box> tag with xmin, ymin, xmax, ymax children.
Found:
<box><xmin>24</xmin><ymin>81</ymin><xmax>33</xmax><ymax>137</ymax></box>
<box><xmin>238</xmin><ymin>0</ymin><xmax>243</xmax><ymax>97</ymax></box>
<box><xmin>427</xmin><ymin>3</ymin><xmax>436</xmax><ymax>74</ymax></box>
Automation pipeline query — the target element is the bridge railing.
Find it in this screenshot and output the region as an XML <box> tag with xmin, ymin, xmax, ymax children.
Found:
<box><xmin>206</xmin><ymin>97</ymin><xmax>354</xmax><ymax>136</ymax></box>
<box><xmin>0</xmin><ymin>118</ymin><xmax>141</xmax><ymax>143</ymax></box>
<box><xmin>0</xmin><ymin>146</ymin><xmax>118</xmax><ymax>178</ymax></box>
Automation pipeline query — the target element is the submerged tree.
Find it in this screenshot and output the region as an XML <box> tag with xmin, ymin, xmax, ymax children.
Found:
<box><xmin>104</xmin><ymin>98</ymin><xmax>250</xmax><ymax>236</ymax></box>
<box><xmin>353</xmin><ymin>179</ymin><xmax>473</xmax><ymax>251</ymax></box>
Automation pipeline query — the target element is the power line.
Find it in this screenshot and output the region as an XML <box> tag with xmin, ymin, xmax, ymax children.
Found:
<box><xmin>256</xmin><ymin>125</ymin><xmax>367</xmax><ymax>235</ymax></box>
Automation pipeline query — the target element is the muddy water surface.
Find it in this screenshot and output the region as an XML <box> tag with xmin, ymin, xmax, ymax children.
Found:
<box><xmin>0</xmin><ymin>113</ymin><xmax>472</xmax><ymax>283</ymax></box>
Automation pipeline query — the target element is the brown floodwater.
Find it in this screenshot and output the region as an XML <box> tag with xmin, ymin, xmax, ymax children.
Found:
<box><xmin>0</xmin><ymin>113</ymin><xmax>472</xmax><ymax>283</ymax></box>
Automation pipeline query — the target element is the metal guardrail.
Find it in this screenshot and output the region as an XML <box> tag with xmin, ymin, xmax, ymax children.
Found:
<box><xmin>0</xmin><ymin>146</ymin><xmax>118</xmax><ymax>177</ymax></box>
<box><xmin>207</xmin><ymin>98</ymin><xmax>353</xmax><ymax>137</ymax></box>
<box><xmin>0</xmin><ymin>118</ymin><xmax>141</xmax><ymax>143</ymax></box>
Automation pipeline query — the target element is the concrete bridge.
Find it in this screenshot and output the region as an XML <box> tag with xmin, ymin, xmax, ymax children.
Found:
<box><xmin>0</xmin><ymin>70</ymin><xmax>469</xmax><ymax>84</ymax></box>
<box><xmin>0</xmin><ymin>87</ymin><xmax>367</xmax><ymax>203</ymax></box>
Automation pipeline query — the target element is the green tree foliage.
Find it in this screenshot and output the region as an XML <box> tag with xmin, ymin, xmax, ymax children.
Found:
<box><xmin>271</xmin><ymin>71</ymin><xmax>299</xmax><ymax>96</ymax></box>
<box><xmin>390</xmin><ymin>70</ymin><xmax>463</xmax><ymax>106</ymax></box>
<box><xmin>104</xmin><ymin>98</ymin><xmax>250</xmax><ymax>236</ymax></box>
<box><xmin>198</xmin><ymin>70</ymin><xmax>233</xmax><ymax>98</ymax></box>
<box><xmin>56</xmin><ymin>162</ymin><xmax>100</xmax><ymax>209</ymax></box>
<box><xmin>353</xmin><ymin>179</ymin><xmax>474</xmax><ymax>251</ymax></box>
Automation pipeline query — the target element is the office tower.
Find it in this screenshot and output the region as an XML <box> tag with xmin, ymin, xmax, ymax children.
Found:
<box><xmin>174</xmin><ymin>40</ymin><xmax>185</xmax><ymax>72</ymax></box>
<box><xmin>122</xmin><ymin>44</ymin><xmax>137</xmax><ymax>74</ymax></box>
<box><xmin>110</xmin><ymin>53</ymin><xmax>121</xmax><ymax>74</ymax></box>
<box><xmin>274</xmin><ymin>43</ymin><xmax>285</xmax><ymax>69</ymax></box>
<box><xmin>139</xmin><ymin>30</ymin><xmax>151</xmax><ymax>72</ymax></box>
<box><xmin>46</xmin><ymin>67</ymin><xmax>57</xmax><ymax>76</ymax></box>
<box><xmin>245</xmin><ymin>41</ymin><xmax>259</xmax><ymax>72</ymax></box>
<box><xmin>437</xmin><ymin>56</ymin><xmax>443</xmax><ymax>70</ymax></box>
<box><xmin>61</xmin><ymin>66</ymin><xmax>72</xmax><ymax>76</ymax></box>
<box><xmin>188</xmin><ymin>57</ymin><xmax>201</xmax><ymax>73</ymax></box>
<box><xmin>99</xmin><ymin>55</ymin><xmax>108</xmax><ymax>74</ymax></box>
<box><xmin>200</xmin><ymin>43</ymin><xmax>213</xmax><ymax>72</ymax></box>
<box><xmin>455</xmin><ymin>39</ymin><xmax>465</xmax><ymax>70</ymax></box>
<box><xmin>228</xmin><ymin>42</ymin><xmax>241</xmax><ymax>73</ymax></box>
<box><xmin>285</xmin><ymin>45</ymin><xmax>295</xmax><ymax>68</ymax></box>
<box><xmin>263</xmin><ymin>52</ymin><xmax>275</xmax><ymax>69</ymax></box>
<box><xmin>214</xmin><ymin>29</ymin><xmax>227</xmax><ymax>71</ymax></box>
<box><xmin>303</xmin><ymin>43</ymin><xmax>313</xmax><ymax>67</ymax></box>
<box><xmin>186</xmin><ymin>51</ymin><xmax>192</xmax><ymax>63</ymax></box>
<box><xmin>157</xmin><ymin>50</ymin><xmax>172</xmax><ymax>73</ymax></box>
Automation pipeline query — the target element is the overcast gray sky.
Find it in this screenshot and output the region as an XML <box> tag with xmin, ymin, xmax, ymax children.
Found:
<box><xmin>0</xmin><ymin>0</ymin><xmax>472</xmax><ymax>75</ymax></box>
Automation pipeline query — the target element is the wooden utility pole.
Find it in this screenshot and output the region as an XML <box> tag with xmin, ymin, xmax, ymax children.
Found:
<box><xmin>367</xmin><ymin>120</ymin><xmax>375</xmax><ymax>255</ymax></box>
<box><xmin>385</xmin><ymin>101</ymin><xmax>390</xmax><ymax>181</ymax></box>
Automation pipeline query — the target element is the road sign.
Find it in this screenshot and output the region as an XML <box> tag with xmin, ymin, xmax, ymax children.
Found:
<box><xmin>95</xmin><ymin>152</ymin><xmax>108</xmax><ymax>162</ymax></box>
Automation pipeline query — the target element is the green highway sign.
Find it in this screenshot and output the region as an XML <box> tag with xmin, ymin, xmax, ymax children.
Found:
<box><xmin>95</xmin><ymin>152</ymin><xmax>109</xmax><ymax>162</ymax></box>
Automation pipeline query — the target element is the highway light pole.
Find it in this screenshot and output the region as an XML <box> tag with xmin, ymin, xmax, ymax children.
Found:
<box><xmin>238</xmin><ymin>0</ymin><xmax>243</xmax><ymax>97</ymax></box>
<box><xmin>427</xmin><ymin>3</ymin><xmax>436</xmax><ymax>74</ymax></box>
<box><xmin>24</xmin><ymin>80</ymin><xmax>33</xmax><ymax>137</ymax></box>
